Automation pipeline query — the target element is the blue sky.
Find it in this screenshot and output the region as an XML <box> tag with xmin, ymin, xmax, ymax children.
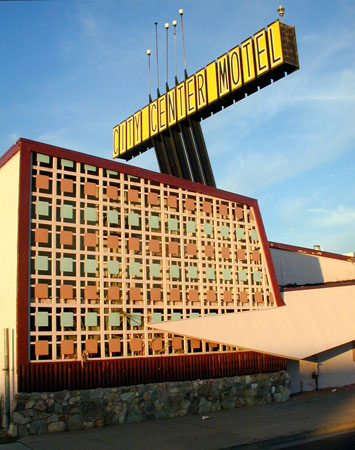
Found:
<box><xmin>1</xmin><ymin>0</ymin><xmax>354</xmax><ymax>254</ymax></box>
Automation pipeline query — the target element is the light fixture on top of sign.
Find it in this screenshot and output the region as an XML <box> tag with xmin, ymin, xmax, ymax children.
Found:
<box><xmin>146</xmin><ymin>49</ymin><xmax>152</xmax><ymax>101</ymax></box>
<box><xmin>154</xmin><ymin>22</ymin><xmax>160</xmax><ymax>96</ymax></box>
<box><xmin>172</xmin><ymin>19</ymin><xmax>178</xmax><ymax>84</ymax></box>
<box><xmin>165</xmin><ymin>23</ymin><xmax>170</xmax><ymax>90</ymax></box>
<box><xmin>278</xmin><ymin>5</ymin><xmax>285</xmax><ymax>22</ymax></box>
<box><xmin>179</xmin><ymin>9</ymin><xmax>188</xmax><ymax>78</ymax></box>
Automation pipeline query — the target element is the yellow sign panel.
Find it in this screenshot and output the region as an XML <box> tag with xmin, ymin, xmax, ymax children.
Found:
<box><xmin>186</xmin><ymin>75</ymin><xmax>196</xmax><ymax>115</ymax></box>
<box><xmin>113</xmin><ymin>20</ymin><xmax>298</xmax><ymax>158</ymax></box>
<box><xmin>142</xmin><ymin>105</ymin><xmax>150</xmax><ymax>142</ymax></box>
<box><xmin>133</xmin><ymin>111</ymin><xmax>142</xmax><ymax>146</ymax></box>
<box><xmin>150</xmin><ymin>100</ymin><xmax>158</xmax><ymax>136</ymax></box>
<box><xmin>267</xmin><ymin>20</ymin><xmax>284</xmax><ymax>69</ymax></box>
<box><xmin>206</xmin><ymin>61</ymin><xmax>218</xmax><ymax>104</ymax></box>
<box><xmin>119</xmin><ymin>121</ymin><xmax>126</xmax><ymax>155</ymax></box>
<box><xmin>254</xmin><ymin>29</ymin><xmax>269</xmax><ymax>76</ymax></box>
<box><xmin>158</xmin><ymin>95</ymin><xmax>167</xmax><ymax>132</ymax></box>
<box><xmin>167</xmin><ymin>88</ymin><xmax>177</xmax><ymax>127</ymax></box>
<box><xmin>229</xmin><ymin>46</ymin><xmax>242</xmax><ymax>91</ymax></box>
<box><xmin>126</xmin><ymin>116</ymin><xmax>134</xmax><ymax>150</ymax></box>
<box><xmin>241</xmin><ymin>37</ymin><xmax>255</xmax><ymax>84</ymax></box>
<box><xmin>113</xmin><ymin>126</ymin><xmax>119</xmax><ymax>158</ymax></box>
<box><xmin>196</xmin><ymin>68</ymin><xmax>207</xmax><ymax>110</ymax></box>
<box><xmin>217</xmin><ymin>54</ymin><xmax>230</xmax><ymax>97</ymax></box>
<box><xmin>176</xmin><ymin>81</ymin><xmax>186</xmax><ymax>121</ymax></box>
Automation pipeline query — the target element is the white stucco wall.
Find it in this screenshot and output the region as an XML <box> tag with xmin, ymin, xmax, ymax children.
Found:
<box><xmin>287</xmin><ymin>342</ymin><xmax>355</xmax><ymax>393</ymax></box>
<box><xmin>316</xmin><ymin>342</ymin><xmax>355</xmax><ymax>389</ymax></box>
<box><xmin>287</xmin><ymin>359</ymin><xmax>317</xmax><ymax>393</ymax></box>
<box><xmin>271</xmin><ymin>247</ymin><xmax>355</xmax><ymax>286</ymax></box>
<box><xmin>0</xmin><ymin>151</ymin><xmax>20</xmax><ymax>426</ymax></box>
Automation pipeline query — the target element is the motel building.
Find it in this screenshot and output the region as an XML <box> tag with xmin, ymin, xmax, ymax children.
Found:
<box><xmin>1</xmin><ymin>138</ymin><xmax>354</xmax><ymax>434</ymax></box>
<box><xmin>0</xmin><ymin>19</ymin><xmax>354</xmax><ymax>436</ymax></box>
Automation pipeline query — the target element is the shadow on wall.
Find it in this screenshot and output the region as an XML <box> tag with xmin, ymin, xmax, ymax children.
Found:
<box><xmin>271</xmin><ymin>249</ymin><xmax>324</xmax><ymax>287</ymax></box>
<box><xmin>287</xmin><ymin>342</ymin><xmax>355</xmax><ymax>394</ymax></box>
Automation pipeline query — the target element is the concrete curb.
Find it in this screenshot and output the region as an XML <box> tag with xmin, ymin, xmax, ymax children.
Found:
<box><xmin>219</xmin><ymin>421</ymin><xmax>355</xmax><ymax>449</ymax></box>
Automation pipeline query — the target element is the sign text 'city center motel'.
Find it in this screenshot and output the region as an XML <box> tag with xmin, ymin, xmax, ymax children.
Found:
<box><xmin>113</xmin><ymin>19</ymin><xmax>299</xmax><ymax>172</ymax></box>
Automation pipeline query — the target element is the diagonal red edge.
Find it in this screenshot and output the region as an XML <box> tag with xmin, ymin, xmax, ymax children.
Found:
<box><xmin>253</xmin><ymin>203</ymin><xmax>284</xmax><ymax>307</ymax></box>
<box><xmin>0</xmin><ymin>140</ymin><xmax>20</xmax><ymax>169</ymax></box>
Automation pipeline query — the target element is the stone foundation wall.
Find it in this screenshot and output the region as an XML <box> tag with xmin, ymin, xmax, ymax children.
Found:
<box><xmin>9</xmin><ymin>371</ymin><xmax>290</xmax><ymax>437</ymax></box>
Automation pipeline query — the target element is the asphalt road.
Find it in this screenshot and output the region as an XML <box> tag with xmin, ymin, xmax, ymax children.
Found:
<box><xmin>265</xmin><ymin>430</ymin><xmax>355</xmax><ymax>449</ymax></box>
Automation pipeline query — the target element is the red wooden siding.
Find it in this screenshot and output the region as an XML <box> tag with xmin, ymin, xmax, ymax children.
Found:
<box><xmin>18</xmin><ymin>352</ymin><xmax>286</xmax><ymax>393</ymax></box>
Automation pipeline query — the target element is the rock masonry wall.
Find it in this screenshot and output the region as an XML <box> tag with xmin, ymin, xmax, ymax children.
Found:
<box><xmin>9</xmin><ymin>371</ymin><xmax>290</xmax><ymax>437</ymax></box>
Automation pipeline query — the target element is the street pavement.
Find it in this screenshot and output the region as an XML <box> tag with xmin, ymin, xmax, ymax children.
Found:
<box><xmin>1</xmin><ymin>388</ymin><xmax>354</xmax><ymax>450</ymax></box>
<box><xmin>275</xmin><ymin>430</ymin><xmax>355</xmax><ymax>449</ymax></box>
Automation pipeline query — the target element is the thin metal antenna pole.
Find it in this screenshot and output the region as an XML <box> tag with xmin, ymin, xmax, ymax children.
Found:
<box><xmin>179</xmin><ymin>9</ymin><xmax>187</xmax><ymax>78</ymax></box>
<box><xmin>155</xmin><ymin>22</ymin><xmax>160</xmax><ymax>95</ymax></box>
<box><xmin>165</xmin><ymin>22</ymin><xmax>169</xmax><ymax>89</ymax></box>
<box><xmin>172</xmin><ymin>20</ymin><xmax>177</xmax><ymax>84</ymax></box>
<box><xmin>147</xmin><ymin>49</ymin><xmax>152</xmax><ymax>102</ymax></box>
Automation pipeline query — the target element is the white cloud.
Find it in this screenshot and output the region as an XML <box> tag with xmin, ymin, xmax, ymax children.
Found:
<box><xmin>37</xmin><ymin>129</ymin><xmax>82</xmax><ymax>153</ymax></box>
<box><xmin>277</xmin><ymin>193</ymin><xmax>323</xmax><ymax>220</ymax></box>
<box><xmin>262</xmin><ymin>195</ymin><xmax>355</xmax><ymax>254</ymax></box>
<box><xmin>309</xmin><ymin>206</ymin><xmax>355</xmax><ymax>228</ymax></box>
<box><xmin>205</xmin><ymin>17</ymin><xmax>355</xmax><ymax>195</ymax></box>
<box><xmin>208</xmin><ymin>52</ymin><xmax>355</xmax><ymax>194</ymax></box>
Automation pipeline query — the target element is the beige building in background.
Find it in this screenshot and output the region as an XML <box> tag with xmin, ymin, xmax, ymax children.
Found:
<box><xmin>151</xmin><ymin>244</ymin><xmax>355</xmax><ymax>392</ymax></box>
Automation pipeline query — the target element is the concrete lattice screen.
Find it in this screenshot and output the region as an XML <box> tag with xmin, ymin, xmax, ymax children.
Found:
<box><xmin>28</xmin><ymin>146</ymin><xmax>278</xmax><ymax>363</ymax></box>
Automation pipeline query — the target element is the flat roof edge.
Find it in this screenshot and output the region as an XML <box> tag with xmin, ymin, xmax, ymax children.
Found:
<box><xmin>270</xmin><ymin>241</ymin><xmax>355</xmax><ymax>263</ymax></box>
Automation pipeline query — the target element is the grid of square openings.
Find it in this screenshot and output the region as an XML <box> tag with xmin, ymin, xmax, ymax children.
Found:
<box><xmin>29</xmin><ymin>152</ymin><xmax>275</xmax><ymax>361</ymax></box>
